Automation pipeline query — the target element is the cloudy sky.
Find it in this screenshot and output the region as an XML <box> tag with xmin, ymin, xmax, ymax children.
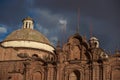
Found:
<box><xmin>0</xmin><ymin>0</ymin><xmax>119</xmax><ymax>53</ymax></box>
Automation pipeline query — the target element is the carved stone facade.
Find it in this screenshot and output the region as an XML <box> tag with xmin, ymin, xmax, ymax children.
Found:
<box><xmin>0</xmin><ymin>17</ymin><xmax>120</xmax><ymax>80</ymax></box>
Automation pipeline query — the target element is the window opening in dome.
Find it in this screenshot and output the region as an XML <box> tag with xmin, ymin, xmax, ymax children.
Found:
<box><xmin>32</xmin><ymin>54</ymin><xmax>39</xmax><ymax>58</ymax></box>
<box><xmin>26</xmin><ymin>22</ymin><xmax>28</xmax><ymax>28</ymax></box>
<box><xmin>29</xmin><ymin>23</ymin><xmax>30</xmax><ymax>28</ymax></box>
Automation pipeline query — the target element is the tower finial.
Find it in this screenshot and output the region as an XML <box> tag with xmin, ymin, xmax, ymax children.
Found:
<box><xmin>89</xmin><ymin>37</ymin><xmax>99</xmax><ymax>48</ymax></box>
<box><xmin>22</xmin><ymin>16</ymin><xmax>34</xmax><ymax>29</ymax></box>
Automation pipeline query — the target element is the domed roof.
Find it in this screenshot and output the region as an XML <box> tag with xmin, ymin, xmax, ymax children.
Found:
<box><xmin>1</xmin><ymin>17</ymin><xmax>55</xmax><ymax>53</ymax></box>
<box><xmin>4</xmin><ymin>28</ymin><xmax>50</xmax><ymax>45</ymax></box>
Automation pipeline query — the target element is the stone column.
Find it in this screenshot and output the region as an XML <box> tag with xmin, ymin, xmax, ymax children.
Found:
<box><xmin>47</xmin><ymin>64</ymin><xmax>55</xmax><ymax>80</ymax></box>
<box><xmin>92</xmin><ymin>62</ymin><xmax>100</xmax><ymax>80</ymax></box>
<box><xmin>44</xmin><ymin>65</ymin><xmax>48</xmax><ymax>80</ymax></box>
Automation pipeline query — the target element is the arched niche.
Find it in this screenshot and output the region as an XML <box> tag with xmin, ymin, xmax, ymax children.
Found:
<box><xmin>111</xmin><ymin>66</ymin><xmax>120</xmax><ymax>80</ymax></box>
<box><xmin>8</xmin><ymin>73</ymin><xmax>23</xmax><ymax>80</ymax></box>
<box><xmin>69</xmin><ymin>70</ymin><xmax>80</xmax><ymax>80</ymax></box>
<box><xmin>32</xmin><ymin>71</ymin><xmax>42</xmax><ymax>80</ymax></box>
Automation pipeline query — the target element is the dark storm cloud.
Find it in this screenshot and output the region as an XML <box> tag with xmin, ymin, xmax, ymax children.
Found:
<box><xmin>0</xmin><ymin>0</ymin><xmax>119</xmax><ymax>53</ymax></box>
<box><xmin>0</xmin><ymin>0</ymin><xmax>33</xmax><ymax>28</ymax></box>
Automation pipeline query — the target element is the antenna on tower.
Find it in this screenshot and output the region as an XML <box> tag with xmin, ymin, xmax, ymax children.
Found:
<box><xmin>76</xmin><ymin>8</ymin><xmax>80</xmax><ymax>33</ymax></box>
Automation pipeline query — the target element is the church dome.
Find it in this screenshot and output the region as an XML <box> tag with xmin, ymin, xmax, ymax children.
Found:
<box><xmin>4</xmin><ymin>29</ymin><xmax>50</xmax><ymax>44</ymax></box>
<box><xmin>1</xmin><ymin>17</ymin><xmax>55</xmax><ymax>53</ymax></box>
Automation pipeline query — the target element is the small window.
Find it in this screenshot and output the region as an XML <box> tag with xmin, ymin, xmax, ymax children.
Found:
<box><xmin>32</xmin><ymin>54</ymin><xmax>38</xmax><ymax>58</ymax></box>
<box><xmin>94</xmin><ymin>42</ymin><xmax>97</xmax><ymax>46</ymax></box>
<box><xmin>51</xmin><ymin>57</ymin><xmax>54</xmax><ymax>61</ymax></box>
<box><xmin>8</xmin><ymin>76</ymin><xmax>12</xmax><ymax>80</ymax></box>
<box><xmin>75</xmin><ymin>58</ymin><xmax>78</xmax><ymax>60</ymax></box>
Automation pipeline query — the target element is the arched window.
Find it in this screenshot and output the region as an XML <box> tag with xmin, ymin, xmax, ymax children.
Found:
<box><xmin>69</xmin><ymin>70</ymin><xmax>80</xmax><ymax>80</ymax></box>
<box><xmin>26</xmin><ymin>22</ymin><xmax>28</xmax><ymax>28</ymax></box>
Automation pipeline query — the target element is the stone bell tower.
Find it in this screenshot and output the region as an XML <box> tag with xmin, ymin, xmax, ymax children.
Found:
<box><xmin>89</xmin><ymin>37</ymin><xmax>99</xmax><ymax>48</ymax></box>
